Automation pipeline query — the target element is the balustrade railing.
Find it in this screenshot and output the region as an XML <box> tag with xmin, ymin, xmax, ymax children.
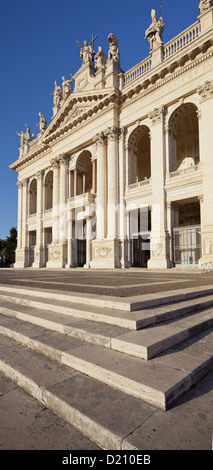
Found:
<box><xmin>123</xmin><ymin>57</ymin><xmax>152</xmax><ymax>86</ymax></box>
<box><xmin>126</xmin><ymin>178</ymin><xmax>151</xmax><ymax>191</ymax></box>
<box><xmin>169</xmin><ymin>164</ymin><xmax>200</xmax><ymax>179</ymax></box>
<box><xmin>123</xmin><ymin>19</ymin><xmax>201</xmax><ymax>88</ymax></box>
<box><xmin>164</xmin><ymin>21</ymin><xmax>201</xmax><ymax>60</ymax></box>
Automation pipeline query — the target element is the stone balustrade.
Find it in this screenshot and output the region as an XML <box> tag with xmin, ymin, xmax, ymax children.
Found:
<box><xmin>163</xmin><ymin>20</ymin><xmax>201</xmax><ymax>60</ymax></box>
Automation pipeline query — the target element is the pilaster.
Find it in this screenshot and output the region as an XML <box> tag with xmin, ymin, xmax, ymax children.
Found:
<box><xmin>147</xmin><ymin>106</ymin><xmax>170</xmax><ymax>269</ymax></box>
<box><xmin>197</xmin><ymin>79</ymin><xmax>213</xmax><ymax>266</ymax></box>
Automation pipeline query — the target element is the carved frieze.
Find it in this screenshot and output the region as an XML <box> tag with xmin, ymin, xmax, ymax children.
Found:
<box><xmin>197</xmin><ymin>80</ymin><xmax>213</xmax><ymax>100</ymax></box>
<box><xmin>148</xmin><ymin>106</ymin><xmax>164</xmax><ymax>125</ymax></box>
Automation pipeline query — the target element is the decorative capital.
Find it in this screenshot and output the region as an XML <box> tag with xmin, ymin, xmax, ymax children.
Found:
<box><xmin>17</xmin><ymin>181</ymin><xmax>23</xmax><ymax>189</ymax></box>
<box><xmin>51</xmin><ymin>157</ymin><xmax>60</xmax><ymax>170</ymax></box>
<box><xmin>105</xmin><ymin>126</ymin><xmax>120</xmax><ymax>140</ymax></box>
<box><xmin>93</xmin><ymin>132</ymin><xmax>106</xmax><ymax>146</ymax></box>
<box><xmin>35</xmin><ymin>170</ymin><xmax>43</xmax><ymax>181</ymax></box>
<box><xmin>58</xmin><ymin>153</ymin><xmax>68</xmax><ymax>165</ymax></box>
<box><xmin>148</xmin><ymin>106</ymin><xmax>164</xmax><ymax>125</ymax></box>
<box><xmin>197</xmin><ymin>80</ymin><xmax>213</xmax><ymax>101</ymax></box>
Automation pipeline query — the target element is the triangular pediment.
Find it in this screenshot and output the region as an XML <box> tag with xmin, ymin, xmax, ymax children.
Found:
<box><xmin>42</xmin><ymin>89</ymin><xmax>115</xmax><ymax>143</ymax></box>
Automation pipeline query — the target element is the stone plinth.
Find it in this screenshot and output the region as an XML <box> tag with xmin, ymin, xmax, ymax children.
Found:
<box><xmin>46</xmin><ymin>242</ymin><xmax>67</xmax><ymax>269</ymax></box>
<box><xmin>90</xmin><ymin>239</ymin><xmax>121</xmax><ymax>269</ymax></box>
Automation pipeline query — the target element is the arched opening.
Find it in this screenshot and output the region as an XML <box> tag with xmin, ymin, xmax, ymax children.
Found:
<box><xmin>169</xmin><ymin>104</ymin><xmax>200</xmax><ymax>172</ymax></box>
<box><xmin>29</xmin><ymin>179</ymin><xmax>37</xmax><ymax>215</ymax></box>
<box><xmin>76</xmin><ymin>151</ymin><xmax>93</xmax><ymax>195</ymax></box>
<box><xmin>128</xmin><ymin>126</ymin><xmax>151</xmax><ymax>184</ymax></box>
<box><xmin>44</xmin><ymin>171</ymin><xmax>53</xmax><ymax>210</ymax></box>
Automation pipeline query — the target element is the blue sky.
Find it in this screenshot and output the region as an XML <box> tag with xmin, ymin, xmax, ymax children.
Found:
<box><xmin>0</xmin><ymin>0</ymin><xmax>200</xmax><ymax>239</ymax></box>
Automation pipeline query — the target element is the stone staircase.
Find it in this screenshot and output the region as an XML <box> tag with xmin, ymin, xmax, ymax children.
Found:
<box><xmin>0</xmin><ymin>284</ymin><xmax>213</xmax><ymax>450</ymax></box>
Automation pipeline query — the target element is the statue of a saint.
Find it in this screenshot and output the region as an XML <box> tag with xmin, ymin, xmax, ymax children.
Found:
<box><xmin>25</xmin><ymin>125</ymin><xmax>31</xmax><ymax>142</ymax></box>
<box><xmin>37</xmin><ymin>112</ymin><xmax>47</xmax><ymax>133</ymax></box>
<box><xmin>199</xmin><ymin>0</ymin><xmax>213</xmax><ymax>14</ymax></box>
<box><xmin>62</xmin><ymin>75</ymin><xmax>73</xmax><ymax>100</ymax></box>
<box><xmin>17</xmin><ymin>125</ymin><xmax>31</xmax><ymax>147</ymax></box>
<box><xmin>145</xmin><ymin>9</ymin><xmax>165</xmax><ymax>51</ymax></box>
<box><xmin>76</xmin><ymin>40</ymin><xmax>93</xmax><ymax>64</ymax></box>
<box><xmin>107</xmin><ymin>34</ymin><xmax>120</xmax><ymax>65</ymax></box>
<box><xmin>95</xmin><ymin>46</ymin><xmax>107</xmax><ymax>68</ymax></box>
<box><xmin>52</xmin><ymin>81</ymin><xmax>63</xmax><ymax>108</ymax></box>
<box><xmin>16</xmin><ymin>130</ymin><xmax>25</xmax><ymax>147</ymax></box>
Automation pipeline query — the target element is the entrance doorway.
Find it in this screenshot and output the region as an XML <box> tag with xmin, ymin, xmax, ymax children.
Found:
<box><xmin>29</xmin><ymin>231</ymin><xmax>36</xmax><ymax>266</ymax></box>
<box><xmin>132</xmin><ymin>234</ymin><xmax>150</xmax><ymax>267</ymax></box>
<box><xmin>173</xmin><ymin>225</ymin><xmax>201</xmax><ymax>267</ymax></box>
<box><xmin>77</xmin><ymin>239</ymin><xmax>86</xmax><ymax>267</ymax></box>
<box><xmin>44</xmin><ymin>227</ymin><xmax>52</xmax><ymax>265</ymax></box>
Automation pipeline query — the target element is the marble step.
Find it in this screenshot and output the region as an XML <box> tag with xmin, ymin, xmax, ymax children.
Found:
<box><xmin>0</xmin><ymin>317</ymin><xmax>212</xmax><ymax>411</ymax></box>
<box><xmin>1</xmin><ymin>284</ymin><xmax>213</xmax><ymax>311</ymax></box>
<box><xmin>1</xmin><ymin>288</ymin><xmax>213</xmax><ymax>331</ymax></box>
<box><xmin>0</xmin><ymin>334</ymin><xmax>157</xmax><ymax>450</ymax></box>
<box><xmin>0</xmin><ymin>300</ymin><xmax>213</xmax><ymax>360</ymax></box>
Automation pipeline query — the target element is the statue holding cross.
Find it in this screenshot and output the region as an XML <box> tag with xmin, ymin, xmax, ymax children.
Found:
<box><xmin>76</xmin><ymin>34</ymin><xmax>98</xmax><ymax>65</ymax></box>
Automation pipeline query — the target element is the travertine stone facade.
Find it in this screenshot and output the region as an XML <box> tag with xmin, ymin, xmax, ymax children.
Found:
<box><xmin>10</xmin><ymin>5</ymin><xmax>213</xmax><ymax>270</ymax></box>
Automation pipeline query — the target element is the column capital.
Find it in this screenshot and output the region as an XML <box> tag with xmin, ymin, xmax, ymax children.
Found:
<box><xmin>93</xmin><ymin>131</ymin><xmax>106</xmax><ymax>146</ymax></box>
<box><xmin>50</xmin><ymin>157</ymin><xmax>60</xmax><ymax>170</ymax></box>
<box><xmin>35</xmin><ymin>170</ymin><xmax>43</xmax><ymax>181</ymax></box>
<box><xmin>21</xmin><ymin>178</ymin><xmax>28</xmax><ymax>187</ymax></box>
<box><xmin>105</xmin><ymin>126</ymin><xmax>120</xmax><ymax>141</ymax></box>
<box><xmin>58</xmin><ymin>153</ymin><xmax>69</xmax><ymax>165</ymax></box>
<box><xmin>148</xmin><ymin>106</ymin><xmax>164</xmax><ymax>125</ymax></box>
<box><xmin>17</xmin><ymin>181</ymin><xmax>23</xmax><ymax>189</ymax></box>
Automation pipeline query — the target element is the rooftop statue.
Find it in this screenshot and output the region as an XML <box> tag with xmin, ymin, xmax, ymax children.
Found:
<box><xmin>16</xmin><ymin>125</ymin><xmax>31</xmax><ymax>147</ymax></box>
<box><xmin>145</xmin><ymin>8</ymin><xmax>165</xmax><ymax>51</ymax></box>
<box><xmin>52</xmin><ymin>81</ymin><xmax>63</xmax><ymax>108</ymax></box>
<box><xmin>107</xmin><ymin>34</ymin><xmax>120</xmax><ymax>66</ymax></box>
<box><xmin>76</xmin><ymin>40</ymin><xmax>93</xmax><ymax>64</ymax></box>
<box><xmin>37</xmin><ymin>112</ymin><xmax>47</xmax><ymax>133</ymax></box>
<box><xmin>199</xmin><ymin>0</ymin><xmax>213</xmax><ymax>14</ymax></box>
<box><xmin>95</xmin><ymin>46</ymin><xmax>107</xmax><ymax>68</ymax></box>
<box><xmin>62</xmin><ymin>75</ymin><xmax>73</xmax><ymax>100</ymax></box>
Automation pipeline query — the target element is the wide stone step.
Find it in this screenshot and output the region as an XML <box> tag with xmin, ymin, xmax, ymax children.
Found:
<box><xmin>1</xmin><ymin>284</ymin><xmax>213</xmax><ymax>311</ymax></box>
<box><xmin>1</xmin><ymin>288</ymin><xmax>213</xmax><ymax>331</ymax></box>
<box><xmin>0</xmin><ymin>316</ymin><xmax>212</xmax><ymax>411</ymax></box>
<box><xmin>0</xmin><ymin>334</ymin><xmax>157</xmax><ymax>450</ymax></box>
<box><xmin>1</xmin><ymin>300</ymin><xmax>213</xmax><ymax>360</ymax></box>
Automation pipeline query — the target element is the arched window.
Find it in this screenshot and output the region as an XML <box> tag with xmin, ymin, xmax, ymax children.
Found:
<box><xmin>44</xmin><ymin>171</ymin><xmax>53</xmax><ymax>210</ymax></box>
<box><xmin>76</xmin><ymin>151</ymin><xmax>92</xmax><ymax>195</ymax></box>
<box><xmin>169</xmin><ymin>104</ymin><xmax>199</xmax><ymax>172</ymax></box>
<box><xmin>128</xmin><ymin>126</ymin><xmax>151</xmax><ymax>184</ymax></box>
<box><xmin>29</xmin><ymin>179</ymin><xmax>37</xmax><ymax>215</ymax></box>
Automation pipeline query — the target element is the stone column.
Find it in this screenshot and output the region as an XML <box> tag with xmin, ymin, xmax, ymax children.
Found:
<box><xmin>106</xmin><ymin>126</ymin><xmax>119</xmax><ymax>239</ymax></box>
<box><xmin>94</xmin><ymin>132</ymin><xmax>106</xmax><ymax>239</ymax></box>
<box><xmin>197</xmin><ymin>82</ymin><xmax>213</xmax><ymax>266</ymax></box>
<box><xmin>147</xmin><ymin>106</ymin><xmax>170</xmax><ymax>269</ymax></box>
<box><xmin>52</xmin><ymin>158</ymin><xmax>60</xmax><ymax>243</ymax></box>
<box><xmin>33</xmin><ymin>170</ymin><xmax>44</xmax><ymax>267</ymax></box>
<box><xmin>17</xmin><ymin>181</ymin><xmax>22</xmax><ymax>249</ymax></box>
<box><xmin>91</xmin><ymin>159</ymin><xmax>96</xmax><ymax>194</ymax></box>
<box><xmin>59</xmin><ymin>154</ymin><xmax>68</xmax><ymax>242</ymax></box>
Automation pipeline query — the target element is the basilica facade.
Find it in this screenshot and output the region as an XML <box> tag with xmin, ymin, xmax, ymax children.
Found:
<box><xmin>10</xmin><ymin>2</ymin><xmax>213</xmax><ymax>270</ymax></box>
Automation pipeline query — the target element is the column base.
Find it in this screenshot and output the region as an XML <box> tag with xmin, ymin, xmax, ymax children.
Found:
<box><xmin>90</xmin><ymin>238</ymin><xmax>121</xmax><ymax>269</ymax></box>
<box><xmin>46</xmin><ymin>242</ymin><xmax>67</xmax><ymax>268</ymax></box>
<box><xmin>148</xmin><ymin>257</ymin><xmax>171</xmax><ymax>269</ymax></box>
<box><xmin>14</xmin><ymin>248</ymin><xmax>29</xmax><ymax>268</ymax></box>
<box><xmin>32</xmin><ymin>246</ymin><xmax>45</xmax><ymax>268</ymax></box>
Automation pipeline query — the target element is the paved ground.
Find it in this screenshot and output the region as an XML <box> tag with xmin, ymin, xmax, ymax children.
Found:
<box><xmin>0</xmin><ymin>268</ymin><xmax>213</xmax><ymax>297</ymax></box>
<box><xmin>0</xmin><ymin>370</ymin><xmax>212</xmax><ymax>451</ymax></box>
<box><xmin>0</xmin><ymin>374</ymin><xmax>100</xmax><ymax>450</ymax></box>
<box><xmin>0</xmin><ymin>268</ymin><xmax>212</xmax><ymax>453</ymax></box>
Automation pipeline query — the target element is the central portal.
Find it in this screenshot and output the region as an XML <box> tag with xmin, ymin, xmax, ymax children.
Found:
<box><xmin>77</xmin><ymin>239</ymin><xmax>86</xmax><ymax>267</ymax></box>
